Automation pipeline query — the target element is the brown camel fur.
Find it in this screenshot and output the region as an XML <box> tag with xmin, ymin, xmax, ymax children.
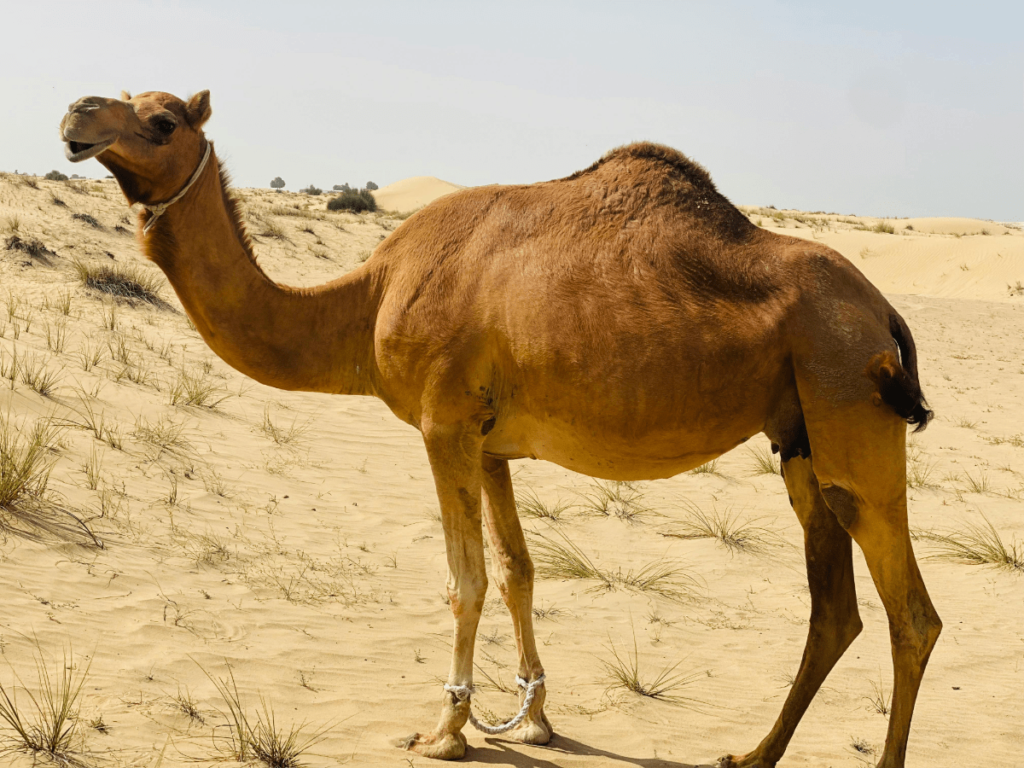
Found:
<box><xmin>60</xmin><ymin>90</ymin><xmax>941</xmax><ymax>767</ymax></box>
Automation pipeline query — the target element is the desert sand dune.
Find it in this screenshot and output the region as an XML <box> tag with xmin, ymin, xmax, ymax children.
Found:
<box><xmin>372</xmin><ymin>175</ymin><xmax>464</xmax><ymax>214</ymax></box>
<box><xmin>0</xmin><ymin>174</ymin><xmax>1021</xmax><ymax>766</ymax></box>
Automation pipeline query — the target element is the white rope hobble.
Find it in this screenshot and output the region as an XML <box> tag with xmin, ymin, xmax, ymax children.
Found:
<box><xmin>443</xmin><ymin>673</ymin><xmax>546</xmax><ymax>735</ymax></box>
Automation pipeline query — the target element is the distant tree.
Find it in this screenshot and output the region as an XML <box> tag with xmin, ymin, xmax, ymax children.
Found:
<box><xmin>300</xmin><ymin>185</ymin><xmax>322</xmax><ymax>196</ymax></box>
<box><xmin>327</xmin><ymin>189</ymin><xmax>377</xmax><ymax>213</ymax></box>
<box><xmin>44</xmin><ymin>170</ymin><xmax>69</xmax><ymax>181</ymax></box>
<box><xmin>333</xmin><ymin>183</ymin><xmax>352</xmax><ymax>192</ymax></box>
<box><xmin>270</xmin><ymin>176</ymin><xmax>285</xmax><ymax>189</ymax></box>
<box><xmin>365</xmin><ymin>181</ymin><xmax>378</xmax><ymax>191</ymax></box>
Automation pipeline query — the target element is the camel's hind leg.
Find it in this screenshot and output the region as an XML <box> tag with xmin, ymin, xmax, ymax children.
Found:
<box><xmin>480</xmin><ymin>456</ymin><xmax>551</xmax><ymax>744</ymax></box>
<box><xmin>811</xmin><ymin>413</ymin><xmax>941</xmax><ymax>768</ymax></box>
<box><xmin>720</xmin><ymin>454</ymin><xmax>862</xmax><ymax>768</ymax></box>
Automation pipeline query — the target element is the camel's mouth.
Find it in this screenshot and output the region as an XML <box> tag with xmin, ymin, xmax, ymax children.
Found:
<box><xmin>64</xmin><ymin>137</ymin><xmax>116</xmax><ymax>163</ymax></box>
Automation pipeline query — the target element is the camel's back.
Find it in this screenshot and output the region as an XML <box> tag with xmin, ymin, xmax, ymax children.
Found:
<box><xmin>375</xmin><ymin>142</ymin><xmax>781</xmax><ymax>308</ymax></box>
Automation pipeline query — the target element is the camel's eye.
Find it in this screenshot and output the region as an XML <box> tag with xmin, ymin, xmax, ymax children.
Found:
<box><xmin>154</xmin><ymin>118</ymin><xmax>177</xmax><ymax>136</ymax></box>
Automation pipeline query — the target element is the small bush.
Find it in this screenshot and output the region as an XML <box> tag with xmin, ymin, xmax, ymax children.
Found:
<box><xmin>871</xmin><ymin>221</ymin><xmax>895</xmax><ymax>234</ymax></box>
<box><xmin>44</xmin><ymin>170</ymin><xmax>69</xmax><ymax>182</ymax></box>
<box><xmin>365</xmin><ymin>181</ymin><xmax>378</xmax><ymax>190</ymax></box>
<box><xmin>299</xmin><ymin>185</ymin><xmax>322</xmax><ymax>196</ymax></box>
<box><xmin>332</xmin><ymin>184</ymin><xmax>351</xmax><ymax>192</ymax></box>
<box><xmin>72</xmin><ymin>212</ymin><xmax>102</xmax><ymax>229</ymax></box>
<box><xmin>327</xmin><ymin>189</ymin><xmax>377</xmax><ymax>213</ymax></box>
<box><xmin>4</xmin><ymin>235</ymin><xmax>56</xmax><ymax>262</ymax></box>
<box><xmin>71</xmin><ymin>257</ymin><xmax>164</xmax><ymax>303</ymax></box>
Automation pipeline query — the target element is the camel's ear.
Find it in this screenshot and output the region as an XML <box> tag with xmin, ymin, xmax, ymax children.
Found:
<box><xmin>185</xmin><ymin>90</ymin><xmax>212</xmax><ymax>129</ymax></box>
<box><xmin>120</xmin><ymin>90</ymin><xmax>132</xmax><ymax>101</ymax></box>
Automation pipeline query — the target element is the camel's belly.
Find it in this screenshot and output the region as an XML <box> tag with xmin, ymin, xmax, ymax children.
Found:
<box><xmin>482</xmin><ymin>413</ymin><xmax>760</xmax><ymax>482</ymax></box>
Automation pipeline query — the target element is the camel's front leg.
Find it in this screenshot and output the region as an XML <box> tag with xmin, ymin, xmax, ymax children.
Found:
<box><xmin>400</xmin><ymin>424</ymin><xmax>487</xmax><ymax>760</ymax></box>
<box><xmin>480</xmin><ymin>455</ymin><xmax>551</xmax><ymax>744</ymax></box>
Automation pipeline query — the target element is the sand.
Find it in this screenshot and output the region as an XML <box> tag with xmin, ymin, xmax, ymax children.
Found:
<box><xmin>371</xmin><ymin>176</ymin><xmax>464</xmax><ymax>214</ymax></box>
<box><xmin>0</xmin><ymin>174</ymin><xmax>1022</xmax><ymax>767</ymax></box>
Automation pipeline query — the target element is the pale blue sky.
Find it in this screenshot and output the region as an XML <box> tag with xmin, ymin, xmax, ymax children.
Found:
<box><xmin>4</xmin><ymin>0</ymin><xmax>1021</xmax><ymax>219</ymax></box>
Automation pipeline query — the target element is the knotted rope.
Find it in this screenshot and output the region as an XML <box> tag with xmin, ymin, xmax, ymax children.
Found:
<box><xmin>142</xmin><ymin>141</ymin><xmax>212</xmax><ymax>235</ymax></box>
<box><xmin>443</xmin><ymin>673</ymin><xmax>546</xmax><ymax>735</ymax></box>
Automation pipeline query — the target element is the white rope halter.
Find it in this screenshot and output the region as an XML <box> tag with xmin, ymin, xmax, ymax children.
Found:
<box><xmin>141</xmin><ymin>141</ymin><xmax>212</xmax><ymax>235</ymax></box>
<box><xmin>443</xmin><ymin>674</ymin><xmax>546</xmax><ymax>735</ymax></box>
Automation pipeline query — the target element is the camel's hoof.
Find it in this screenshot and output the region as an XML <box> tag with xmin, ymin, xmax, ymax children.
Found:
<box><xmin>396</xmin><ymin>730</ymin><xmax>467</xmax><ymax>760</ymax></box>
<box><xmin>503</xmin><ymin>716</ymin><xmax>552</xmax><ymax>746</ymax></box>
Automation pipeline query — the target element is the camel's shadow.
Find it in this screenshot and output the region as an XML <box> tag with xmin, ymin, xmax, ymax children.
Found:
<box><xmin>462</xmin><ymin>733</ymin><xmax>716</xmax><ymax>768</ymax></box>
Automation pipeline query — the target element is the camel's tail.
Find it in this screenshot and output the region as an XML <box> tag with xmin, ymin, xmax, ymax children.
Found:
<box><xmin>865</xmin><ymin>312</ymin><xmax>933</xmax><ymax>432</ymax></box>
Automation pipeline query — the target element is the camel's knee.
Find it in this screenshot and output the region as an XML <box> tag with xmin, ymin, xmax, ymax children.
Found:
<box><xmin>493</xmin><ymin>551</ymin><xmax>534</xmax><ymax>603</ymax></box>
<box><xmin>447</xmin><ymin>573</ymin><xmax>487</xmax><ymax>617</ymax></box>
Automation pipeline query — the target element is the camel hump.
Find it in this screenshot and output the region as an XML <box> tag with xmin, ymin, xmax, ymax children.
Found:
<box><xmin>563</xmin><ymin>141</ymin><xmax>717</xmax><ymax>190</ymax></box>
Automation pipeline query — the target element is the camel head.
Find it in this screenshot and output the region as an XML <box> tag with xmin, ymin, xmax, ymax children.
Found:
<box><xmin>60</xmin><ymin>90</ymin><xmax>212</xmax><ymax>205</ymax></box>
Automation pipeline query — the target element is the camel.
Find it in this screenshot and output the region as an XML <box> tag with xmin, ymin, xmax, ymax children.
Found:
<box><xmin>59</xmin><ymin>90</ymin><xmax>941</xmax><ymax>768</ymax></box>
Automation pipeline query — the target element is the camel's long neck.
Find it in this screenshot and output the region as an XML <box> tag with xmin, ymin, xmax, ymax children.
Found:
<box><xmin>143</xmin><ymin>152</ymin><xmax>380</xmax><ymax>396</ymax></box>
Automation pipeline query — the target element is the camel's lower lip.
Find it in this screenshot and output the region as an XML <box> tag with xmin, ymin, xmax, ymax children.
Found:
<box><xmin>64</xmin><ymin>137</ymin><xmax>115</xmax><ymax>162</ymax></box>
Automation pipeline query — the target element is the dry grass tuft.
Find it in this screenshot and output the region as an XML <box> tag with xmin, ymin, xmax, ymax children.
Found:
<box><xmin>664</xmin><ymin>502</ymin><xmax>780</xmax><ymax>554</ymax></box>
<box><xmin>257</xmin><ymin>405</ymin><xmax>310</xmax><ymax>446</ymax></box>
<box><xmin>601</xmin><ymin>630</ymin><xmax>704</xmax><ymax>706</ymax></box>
<box><xmin>0</xmin><ymin>412</ymin><xmax>60</xmax><ymax>514</ymax></box>
<box><xmin>201</xmin><ymin>664</ymin><xmax>330</xmax><ymax>767</ymax></box>
<box><xmin>864</xmin><ymin>674</ymin><xmax>891</xmax><ymax>717</ymax></box>
<box><xmin>747</xmin><ymin>443</ymin><xmax>780</xmax><ymax>475</ymax></box>
<box><xmin>689</xmin><ymin>459</ymin><xmax>721</xmax><ymax>476</ymax></box>
<box><xmin>530</xmin><ymin>529</ymin><xmax>699</xmax><ymax>602</ymax></box>
<box><xmin>0</xmin><ymin>647</ymin><xmax>91</xmax><ymax>765</ymax></box>
<box><xmin>515</xmin><ymin>485</ymin><xmax>572</xmax><ymax>522</ymax></box>
<box><xmin>71</xmin><ymin>257</ymin><xmax>164</xmax><ymax>303</ymax></box>
<box><xmin>919</xmin><ymin>514</ymin><xmax>1023</xmax><ymax>573</ymax></box>
<box><xmin>578</xmin><ymin>480</ymin><xmax>652</xmax><ymax>524</ymax></box>
<box><xmin>169</xmin><ymin>368</ymin><xmax>230</xmax><ymax>409</ymax></box>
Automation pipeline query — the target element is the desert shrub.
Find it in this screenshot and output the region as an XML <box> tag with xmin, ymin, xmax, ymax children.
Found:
<box><xmin>872</xmin><ymin>220</ymin><xmax>895</xmax><ymax>234</ymax></box>
<box><xmin>71</xmin><ymin>257</ymin><xmax>164</xmax><ymax>303</ymax></box>
<box><xmin>44</xmin><ymin>170</ymin><xmax>69</xmax><ymax>182</ymax></box>
<box><xmin>365</xmin><ymin>181</ymin><xmax>378</xmax><ymax>190</ymax></box>
<box><xmin>270</xmin><ymin>177</ymin><xmax>285</xmax><ymax>189</ymax></box>
<box><xmin>299</xmin><ymin>185</ymin><xmax>322</xmax><ymax>196</ymax></box>
<box><xmin>72</xmin><ymin>212</ymin><xmax>102</xmax><ymax>229</ymax></box>
<box><xmin>5</xmin><ymin>236</ymin><xmax>56</xmax><ymax>261</ymax></box>
<box><xmin>327</xmin><ymin>189</ymin><xmax>376</xmax><ymax>213</ymax></box>
<box><xmin>332</xmin><ymin>183</ymin><xmax>352</xmax><ymax>192</ymax></box>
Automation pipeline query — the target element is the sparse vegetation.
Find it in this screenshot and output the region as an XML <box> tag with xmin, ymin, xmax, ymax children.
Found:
<box><xmin>578</xmin><ymin>480</ymin><xmax>651</xmax><ymax>523</ymax></box>
<box><xmin>169</xmin><ymin>367</ymin><xmax>230</xmax><ymax>408</ymax></box>
<box><xmin>530</xmin><ymin>529</ymin><xmax>698</xmax><ymax>602</ymax></box>
<box><xmin>0</xmin><ymin>412</ymin><xmax>60</xmax><ymax>514</ymax></box>
<box><xmin>258</xmin><ymin>405</ymin><xmax>309</xmax><ymax>446</ymax></box>
<box><xmin>747</xmin><ymin>443</ymin><xmax>780</xmax><ymax>475</ymax></box>
<box><xmin>327</xmin><ymin>189</ymin><xmax>377</xmax><ymax>213</ymax></box>
<box><xmin>601</xmin><ymin>629</ymin><xmax>703</xmax><ymax>706</ymax></box>
<box><xmin>0</xmin><ymin>647</ymin><xmax>91</xmax><ymax>764</ymax></box>
<box><xmin>920</xmin><ymin>514</ymin><xmax>1023</xmax><ymax>573</ymax></box>
<box><xmin>201</xmin><ymin>664</ymin><xmax>330</xmax><ymax>767</ymax></box>
<box><xmin>44</xmin><ymin>170</ymin><xmax>69</xmax><ymax>182</ymax></box>
<box><xmin>664</xmin><ymin>502</ymin><xmax>779</xmax><ymax>554</ymax></box>
<box><xmin>71</xmin><ymin>212</ymin><xmax>102</xmax><ymax>229</ymax></box>
<box><xmin>689</xmin><ymin>458</ymin><xmax>720</xmax><ymax>476</ymax></box>
<box><xmin>71</xmin><ymin>257</ymin><xmax>164</xmax><ymax>303</ymax></box>
<box><xmin>515</xmin><ymin>485</ymin><xmax>572</xmax><ymax>522</ymax></box>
